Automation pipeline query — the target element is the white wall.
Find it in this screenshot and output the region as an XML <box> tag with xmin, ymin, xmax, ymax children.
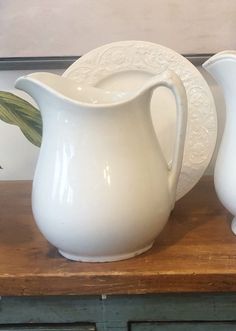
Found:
<box><xmin>0</xmin><ymin>0</ymin><xmax>236</xmax><ymax>56</ymax></box>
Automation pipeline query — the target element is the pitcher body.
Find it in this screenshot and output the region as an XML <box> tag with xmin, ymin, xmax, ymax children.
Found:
<box><xmin>33</xmin><ymin>100</ymin><xmax>172</xmax><ymax>261</ymax></box>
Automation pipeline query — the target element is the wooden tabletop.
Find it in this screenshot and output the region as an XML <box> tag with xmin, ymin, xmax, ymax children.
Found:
<box><xmin>0</xmin><ymin>177</ymin><xmax>236</xmax><ymax>296</ymax></box>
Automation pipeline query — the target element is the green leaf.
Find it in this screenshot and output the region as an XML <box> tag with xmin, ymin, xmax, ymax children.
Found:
<box><xmin>0</xmin><ymin>91</ymin><xmax>42</xmax><ymax>147</ymax></box>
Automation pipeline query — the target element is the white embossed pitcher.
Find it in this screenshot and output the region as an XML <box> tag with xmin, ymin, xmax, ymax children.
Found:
<box><xmin>15</xmin><ymin>70</ymin><xmax>187</xmax><ymax>262</ymax></box>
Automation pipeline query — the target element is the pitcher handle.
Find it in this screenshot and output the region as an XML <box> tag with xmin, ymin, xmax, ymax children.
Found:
<box><xmin>144</xmin><ymin>70</ymin><xmax>188</xmax><ymax>208</ymax></box>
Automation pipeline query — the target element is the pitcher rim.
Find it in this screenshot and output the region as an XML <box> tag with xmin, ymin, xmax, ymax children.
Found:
<box><xmin>15</xmin><ymin>75</ymin><xmax>147</xmax><ymax>110</ymax></box>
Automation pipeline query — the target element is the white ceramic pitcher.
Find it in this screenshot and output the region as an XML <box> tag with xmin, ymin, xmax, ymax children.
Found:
<box><xmin>203</xmin><ymin>52</ymin><xmax>236</xmax><ymax>234</ymax></box>
<box><xmin>15</xmin><ymin>70</ymin><xmax>187</xmax><ymax>262</ymax></box>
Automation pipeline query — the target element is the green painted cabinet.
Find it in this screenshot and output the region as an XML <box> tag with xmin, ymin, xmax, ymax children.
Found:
<box><xmin>131</xmin><ymin>322</ymin><xmax>236</xmax><ymax>331</ymax></box>
<box><xmin>0</xmin><ymin>327</ymin><xmax>95</xmax><ymax>331</ymax></box>
<box><xmin>1</xmin><ymin>294</ymin><xmax>236</xmax><ymax>331</ymax></box>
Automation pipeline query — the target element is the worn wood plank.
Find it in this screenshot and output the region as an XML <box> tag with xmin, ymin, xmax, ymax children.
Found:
<box><xmin>131</xmin><ymin>322</ymin><xmax>236</xmax><ymax>331</ymax></box>
<box><xmin>103</xmin><ymin>294</ymin><xmax>236</xmax><ymax>323</ymax></box>
<box><xmin>0</xmin><ymin>296</ymin><xmax>102</xmax><ymax>324</ymax></box>
<box><xmin>0</xmin><ymin>177</ymin><xmax>235</xmax><ymax>295</ymax></box>
<box><xmin>0</xmin><ymin>327</ymin><xmax>95</xmax><ymax>331</ymax></box>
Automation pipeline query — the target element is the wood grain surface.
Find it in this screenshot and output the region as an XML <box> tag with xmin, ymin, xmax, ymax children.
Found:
<box><xmin>0</xmin><ymin>177</ymin><xmax>235</xmax><ymax>296</ymax></box>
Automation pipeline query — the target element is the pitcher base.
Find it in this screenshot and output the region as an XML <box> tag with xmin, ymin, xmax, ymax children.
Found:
<box><xmin>58</xmin><ymin>241</ymin><xmax>154</xmax><ymax>262</ymax></box>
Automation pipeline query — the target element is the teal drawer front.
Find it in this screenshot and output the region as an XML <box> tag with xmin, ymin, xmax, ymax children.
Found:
<box><xmin>0</xmin><ymin>325</ymin><xmax>95</xmax><ymax>331</ymax></box>
<box><xmin>131</xmin><ymin>322</ymin><xmax>236</xmax><ymax>331</ymax></box>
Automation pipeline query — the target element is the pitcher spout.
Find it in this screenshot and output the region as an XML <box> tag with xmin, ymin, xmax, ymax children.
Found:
<box><xmin>15</xmin><ymin>72</ymin><xmax>71</xmax><ymax>109</ymax></box>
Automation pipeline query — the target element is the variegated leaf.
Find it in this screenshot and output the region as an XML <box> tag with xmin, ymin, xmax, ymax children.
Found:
<box><xmin>0</xmin><ymin>91</ymin><xmax>42</xmax><ymax>147</ymax></box>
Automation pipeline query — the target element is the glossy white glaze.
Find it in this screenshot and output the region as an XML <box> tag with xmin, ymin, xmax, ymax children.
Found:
<box><xmin>15</xmin><ymin>70</ymin><xmax>187</xmax><ymax>261</ymax></box>
<box><xmin>203</xmin><ymin>51</ymin><xmax>236</xmax><ymax>234</ymax></box>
